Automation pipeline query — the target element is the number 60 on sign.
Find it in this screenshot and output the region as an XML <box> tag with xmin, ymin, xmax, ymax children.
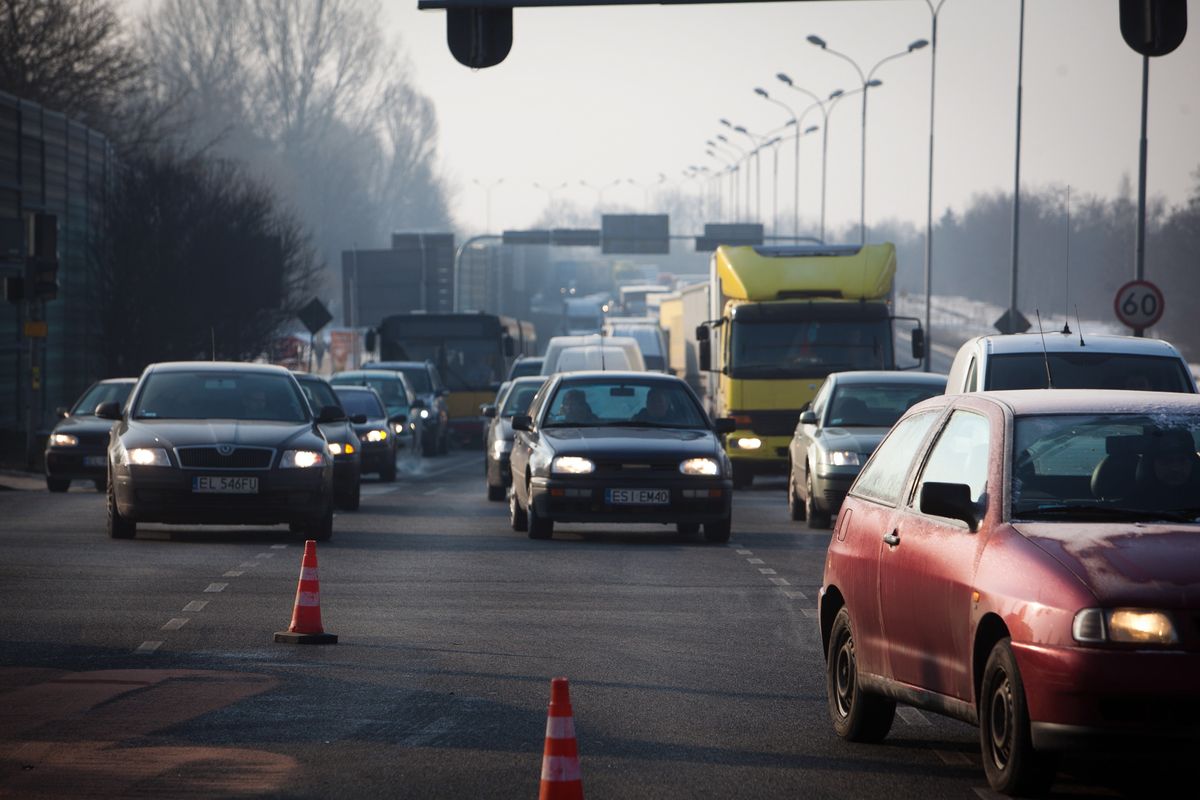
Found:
<box><xmin>1113</xmin><ymin>280</ymin><xmax>1164</xmax><ymax>332</ymax></box>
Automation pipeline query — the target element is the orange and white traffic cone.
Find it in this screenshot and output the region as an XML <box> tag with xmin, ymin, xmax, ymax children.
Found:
<box><xmin>539</xmin><ymin>676</ymin><xmax>583</xmax><ymax>800</ymax></box>
<box><xmin>273</xmin><ymin>539</ymin><xmax>338</xmax><ymax>644</ymax></box>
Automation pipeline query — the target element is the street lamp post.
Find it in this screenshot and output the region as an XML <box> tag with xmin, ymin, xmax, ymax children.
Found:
<box><xmin>706</xmin><ymin>148</ymin><xmax>738</xmax><ymax>220</ymax></box>
<box><xmin>776</xmin><ymin>75</ymin><xmax>836</xmax><ymax>243</ymax></box>
<box><xmin>580</xmin><ymin>178</ymin><xmax>622</xmax><ymax>211</ymax></box>
<box><xmin>733</xmin><ymin>125</ymin><xmax>768</xmax><ymax>224</ymax></box>
<box><xmin>755</xmin><ymin>87</ymin><xmax>800</xmax><ymax>239</ymax></box>
<box><xmin>764</xmin><ymin>136</ymin><xmax>783</xmax><ymax>236</ymax></box>
<box><xmin>472</xmin><ymin>178</ymin><xmax>504</xmax><ymax>232</ymax></box>
<box><xmin>627</xmin><ymin>173</ymin><xmax>667</xmax><ymax>210</ymax></box>
<box><xmin>532</xmin><ymin>181</ymin><xmax>568</xmax><ymax>223</ymax></box>
<box><xmin>921</xmin><ymin>0</ymin><xmax>948</xmax><ymax>370</ymax></box>
<box><xmin>716</xmin><ymin>133</ymin><xmax>750</xmax><ymax>221</ymax></box>
<box><xmin>807</xmin><ymin>34</ymin><xmax>928</xmax><ymax>244</ymax></box>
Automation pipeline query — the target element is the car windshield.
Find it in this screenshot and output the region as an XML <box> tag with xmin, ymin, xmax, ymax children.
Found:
<box><xmin>542</xmin><ymin>380</ymin><xmax>707</xmax><ymax>429</ymax></box>
<box><xmin>331</xmin><ymin>374</ymin><xmax>409</xmax><ymax>416</ymax></box>
<box><xmin>296</xmin><ymin>378</ymin><xmax>340</xmax><ymax>413</ymax></box>
<box><xmin>397</xmin><ymin>367</ymin><xmax>432</xmax><ymax>394</ymax></box>
<box><xmin>509</xmin><ymin>359</ymin><xmax>543</xmax><ymax>379</ymax></box>
<box><xmin>501</xmin><ymin>382</ymin><xmax>545</xmax><ymax>417</ymax></box>
<box><xmin>987</xmin><ymin>353</ymin><xmax>1192</xmax><ymax>392</ymax></box>
<box><xmin>825</xmin><ymin>383</ymin><xmax>945</xmax><ymax>428</ymax></box>
<box><xmin>333</xmin><ymin>389</ymin><xmax>385</xmax><ymax>419</ymax></box>
<box><xmin>1012</xmin><ymin>413</ymin><xmax>1200</xmax><ymax>521</ymax></box>
<box><xmin>133</xmin><ymin>372</ymin><xmax>308</xmax><ymax>422</ymax></box>
<box><xmin>729</xmin><ymin>319</ymin><xmax>892</xmax><ymax>379</ymax></box>
<box><xmin>71</xmin><ymin>382</ymin><xmax>133</xmax><ymax>415</ymax></box>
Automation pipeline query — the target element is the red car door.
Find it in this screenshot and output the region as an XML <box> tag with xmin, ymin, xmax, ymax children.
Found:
<box><xmin>879</xmin><ymin>404</ymin><xmax>998</xmax><ymax>702</ymax></box>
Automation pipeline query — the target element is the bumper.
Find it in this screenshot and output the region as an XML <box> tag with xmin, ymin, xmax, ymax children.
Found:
<box><xmin>811</xmin><ymin>466</ymin><xmax>861</xmax><ymax>514</ymax></box>
<box><xmin>1013</xmin><ymin>641</ymin><xmax>1200</xmax><ymax>750</ymax></box>
<box><xmin>358</xmin><ymin>441</ymin><xmax>395</xmax><ymax>472</ymax></box>
<box><xmin>114</xmin><ymin>466</ymin><xmax>330</xmax><ymax>524</ymax></box>
<box><xmin>530</xmin><ymin>476</ymin><xmax>732</xmax><ymax>524</ymax></box>
<box><xmin>45</xmin><ymin>449</ymin><xmax>109</xmax><ymax>480</ymax></box>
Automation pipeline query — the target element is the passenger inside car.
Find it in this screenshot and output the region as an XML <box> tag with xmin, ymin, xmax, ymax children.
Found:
<box><xmin>633</xmin><ymin>387</ymin><xmax>672</xmax><ymax>424</ymax></box>
<box><xmin>559</xmin><ymin>389</ymin><xmax>598</xmax><ymax>424</ymax></box>
<box><xmin>1134</xmin><ymin>428</ymin><xmax>1200</xmax><ymax>505</ymax></box>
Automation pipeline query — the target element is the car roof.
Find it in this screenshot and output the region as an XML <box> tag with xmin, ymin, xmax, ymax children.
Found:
<box><xmin>970</xmin><ymin>332</ymin><xmax>1184</xmax><ymax>357</ymax></box>
<box><xmin>829</xmin><ymin>370</ymin><xmax>948</xmax><ymax>385</ymax></box>
<box><xmin>331</xmin><ymin>384</ymin><xmax>378</xmax><ymax>394</ymax></box>
<box><xmin>290</xmin><ymin>371</ymin><xmax>331</xmax><ymax>383</ymax></box>
<box><xmin>555</xmin><ymin>370</ymin><xmax>682</xmax><ymax>383</ymax></box>
<box><xmin>98</xmin><ymin>377</ymin><xmax>138</xmax><ymax>384</ymax></box>
<box><xmin>509</xmin><ymin>375</ymin><xmax>548</xmax><ymax>386</ymax></box>
<box><xmin>365</xmin><ymin>360</ymin><xmax>430</xmax><ymax>369</ymax></box>
<box><xmin>334</xmin><ymin>370</ymin><xmax>409</xmax><ymax>379</ymax></box>
<box><xmin>147</xmin><ymin>361</ymin><xmax>291</xmax><ymax>375</ymax></box>
<box><xmin>912</xmin><ymin>388</ymin><xmax>1200</xmax><ymax>418</ymax></box>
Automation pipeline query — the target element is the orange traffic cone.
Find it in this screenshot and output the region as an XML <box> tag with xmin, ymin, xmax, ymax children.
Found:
<box><xmin>273</xmin><ymin>539</ymin><xmax>338</xmax><ymax>644</ymax></box>
<box><xmin>539</xmin><ymin>677</ymin><xmax>583</xmax><ymax>800</ymax></box>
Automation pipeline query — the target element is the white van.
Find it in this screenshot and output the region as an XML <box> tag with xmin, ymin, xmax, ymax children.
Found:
<box><xmin>945</xmin><ymin>332</ymin><xmax>1198</xmax><ymax>393</ymax></box>
<box><xmin>541</xmin><ymin>335</ymin><xmax>646</xmax><ymax>375</ymax></box>
<box><xmin>603</xmin><ymin>317</ymin><xmax>668</xmax><ymax>372</ymax></box>
<box><xmin>554</xmin><ymin>345</ymin><xmax>637</xmax><ymax>373</ymax></box>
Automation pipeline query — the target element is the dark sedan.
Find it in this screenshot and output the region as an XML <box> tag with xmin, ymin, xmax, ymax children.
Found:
<box><xmin>482</xmin><ymin>375</ymin><xmax>547</xmax><ymax>501</ymax></box>
<box><xmin>362</xmin><ymin>359</ymin><xmax>450</xmax><ymax>454</ymax></box>
<box><xmin>293</xmin><ymin>371</ymin><xmax>363</xmax><ymax>510</ymax></box>
<box><xmin>507</xmin><ymin>372</ymin><xmax>735</xmax><ymax>541</ymax></box>
<box><xmin>788</xmin><ymin>371</ymin><xmax>946</xmax><ymax>528</ymax></box>
<box><xmin>332</xmin><ymin>385</ymin><xmax>398</xmax><ymax>482</ymax></box>
<box><xmin>44</xmin><ymin>377</ymin><xmax>136</xmax><ymax>492</ymax></box>
<box><xmin>98</xmin><ymin>362</ymin><xmax>337</xmax><ymax>540</ymax></box>
<box><xmin>819</xmin><ymin>389</ymin><xmax>1200</xmax><ymax>795</ymax></box>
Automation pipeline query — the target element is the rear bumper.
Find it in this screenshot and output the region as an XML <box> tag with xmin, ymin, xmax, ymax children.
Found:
<box><xmin>530</xmin><ymin>476</ymin><xmax>732</xmax><ymax>524</ymax></box>
<box><xmin>114</xmin><ymin>467</ymin><xmax>329</xmax><ymax>524</ymax></box>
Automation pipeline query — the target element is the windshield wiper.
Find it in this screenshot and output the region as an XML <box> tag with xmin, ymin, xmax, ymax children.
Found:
<box><xmin>1015</xmin><ymin>504</ymin><xmax>1200</xmax><ymax>523</ymax></box>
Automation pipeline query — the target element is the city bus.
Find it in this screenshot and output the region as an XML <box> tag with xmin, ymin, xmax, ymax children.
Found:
<box><xmin>375</xmin><ymin>312</ymin><xmax>537</xmax><ymax>442</ymax></box>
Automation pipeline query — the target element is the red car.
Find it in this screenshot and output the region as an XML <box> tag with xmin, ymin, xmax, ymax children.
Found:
<box><xmin>818</xmin><ymin>389</ymin><xmax>1200</xmax><ymax>795</ymax></box>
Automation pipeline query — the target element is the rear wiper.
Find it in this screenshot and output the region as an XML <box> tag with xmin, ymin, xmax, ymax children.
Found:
<box><xmin>1016</xmin><ymin>504</ymin><xmax>1200</xmax><ymax>523</ymax></box>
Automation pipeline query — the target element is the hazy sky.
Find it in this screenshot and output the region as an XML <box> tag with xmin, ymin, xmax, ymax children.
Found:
<box><xmin>377</xmin><ymin>0</ymin><xmax>1200</xmax><ymax>239</ymax></box>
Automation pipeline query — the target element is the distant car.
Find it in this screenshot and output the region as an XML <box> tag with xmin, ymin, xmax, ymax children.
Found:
<box><xmin>540</xmin><ymin>335</ymin><xmax>645</xmax><ymax>375</ymax></box>
<box><xmin>788</xmin><ymin>371</ymin><xmax>947</xmax><ymax>527</ymax></box>
<box><xmin>945</xmin><ymin>332</ymin><xmax>1198</xmax><ymax>393</ymax></box>
<box><xmin>293</xmin><ymin>371</ymin><xmax>362</xmax><ymax>511</ymax></box>
<box><xmin>553</xmin><ymin>344</ymin><xmax>641</xmax><ymax>373</ymax></box>
<box><xmin>482</xmin><ymin>375</ymin><xmax>547</xmax><ymax>501</ymax></box>
<box><xmin>819</xmin><ymin>389</ymin><xmax>1200</xmax><ymax>795</ymax></box>
<box><xmin>97</xmin><ymin>362</ymin><xmax>336</xmax><ymax>540</ymax></box>
<box><xmin>362</xmin><ymin>360</ymin><xmax>450</xmax><ymax>454</ymax></box>
<box><xmin>506</xmin><ymin>356</ymin><xmax>545</xmax><ymax>381</ymax></box>
<box><xmin>603</xmin><ymin>318</ymin><xmax>668</xmax><ymax>371</ymax></box>
<box><xmin>44</xmin><ymin>377</ymin><xmax>136</xmax><ymax>493</ymax></box>
<box><xmin>507</xmin><ymin>371</ymin><xmax>735</xmax><ymax>541</ymax></box>
<box><xmin>330</xmin><ymin>369</ymin><xmax>418</xmax><ymax>456</ymax></box>
<box><xmin>332</xmin><ymin>385</ymin><xmax>399</xmax><ymax>482</ymax></box>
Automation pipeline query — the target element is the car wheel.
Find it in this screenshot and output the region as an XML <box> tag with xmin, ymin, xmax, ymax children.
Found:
<box><xmin>979</xmin><ymin>638</ymin><xmax>1058</xmax><ymax>796</ymax></box>
<box><xmin>806</xmin><ymin>470</ymin><xmax>831</xmax><ymax>529</ymax></box>
<box><xmin>703</xmin><ymin>515</ymin><xmax>731</xmax><ymax>544</ymax></box>
<box><xmin>676</xmin><ymin>522</ymin><xmax>700</xmax><ymax>536</ymax></box>
<box><xmin>732</xmin><ymin>464</ymin><xmax>753</xmax><ymax>489</ymax></box>
<box><xmin>509</xmin><ymin>486</ymin><xmax>528</xmax><ymax>532</ymax></box>
<box><xmin>106</xmin><ymin>476</ymin><xmax>135</xmax><ymax>540</ymax></box>
<box><xmin>527</xmin><ymin>496</ymin><xmax>553</xmax><ymax>540</ymax></box>
<box><xmin>827</xmin><ymin>607</ymin><xmax>895</xmax><ymax>742</ymax></box>
<box><xmin>305</xmin><ymin>505</ymin><xmax>334</xmax><ymax>542</ymax></box>
<box><xmin>487</xmin><ymin>482</ymin><xmax>506</xmax><ymax>502</ymax></box>
<box><xmin>381</xmin><ymin>454</ymin><xmax>397</xmax><ymax>482</ymax></box>
<box><xmin>787</xmin><ymin>466</ymin><xmax>806</xmax><ymax>521</ymax></box>
<box><xmin>46</xmin><ymin>477</ymin><xmax>70</xmax><ymax>493</ymax></box>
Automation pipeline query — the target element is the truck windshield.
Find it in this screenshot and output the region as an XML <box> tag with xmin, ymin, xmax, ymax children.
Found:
<box><xmin>729</xmin><ymin>319</ymin><xmax>892</xmax><ymax>379</ymax></box>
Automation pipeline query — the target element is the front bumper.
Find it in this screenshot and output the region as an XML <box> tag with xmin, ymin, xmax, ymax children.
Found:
<box><xmin>530</xmin><ymin>476</ymin><xmax>732</xmax><ymax>524</ymax></box>
<box><xmin>811</xmin><ymin>464</ymin><xmax>862</xmax><ymax>514</ymax></box>
<box><xmin>114</xmin><ymin>466</ymin><xmax>330</xmax><ymax>524</ymax></box>
<box><xmin>1013</xmin><ymin>641</ymin><xmax>1200</xmax><ymax>751</ymax></box>
<box><xmin>45</xmin><ymin>448</ymin><xmax>109</xmax><ymax>480</ymax></box>
<box><xmin>487</xmin><ymin>454</ymin><xmax>512</xmax><ymax>487</ymax></box>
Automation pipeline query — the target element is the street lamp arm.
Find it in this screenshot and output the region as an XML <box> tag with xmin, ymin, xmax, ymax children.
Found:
<box><xmin>817</xmin><ymin>43</ymin><xmax>866</xmax><ymax>86</ymax></box>
<box><xmin>866</xmin><ymin>43</ymin><xmax>927</xmax><ymax>83</ymax></box>
<box><xmin>779</xmin><ymin>82</ymin><xmax>829</xmax><ymax>123</ymax></box>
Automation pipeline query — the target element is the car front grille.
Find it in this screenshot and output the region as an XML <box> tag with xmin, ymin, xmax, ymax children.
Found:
<box><xmin>175</xmin><ymin>446</ymin><xmax>274</xmax><ymax>470</ymax></box>
<box><xmin>592</xmin><ymin>460</ymin><xmax>680</xmax><ymax>476</ymax></box>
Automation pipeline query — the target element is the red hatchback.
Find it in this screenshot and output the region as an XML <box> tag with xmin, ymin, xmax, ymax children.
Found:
<box><xmin>818</xmin><ymin>389</ymin><xmax>1200</xmax><ymax>795</ymax></box>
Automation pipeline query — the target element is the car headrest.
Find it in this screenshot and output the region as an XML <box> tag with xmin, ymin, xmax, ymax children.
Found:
<box><xmin>1090</xmin><ymin>453</ymin><xmax>1139</xmax><ymax>500</ymax></box>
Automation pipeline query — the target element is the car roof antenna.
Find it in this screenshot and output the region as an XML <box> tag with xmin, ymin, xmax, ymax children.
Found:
<box><xmin>1035</xmin><ymin>309</ymin><xmax>1054</xmax><ymax>389</ymax></box>
<box><xmin>1074</xmin><ymin>305</ymin><xmax>1085</xmax><ymax>347</ymax></box>
<box><xmin>1061</xmin><ymin>184</ymin><xmax>1072</xmax><ymax>336</ymax></box>
<box><xmin>211</xmin><ymin>326</ymin><xmax>216</xmax><ymax>361</ymax></box>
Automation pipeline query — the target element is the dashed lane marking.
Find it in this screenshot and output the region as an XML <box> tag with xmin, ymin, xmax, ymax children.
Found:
<box><xmin>256</xmin><ymin>552</ymin><xmax>274</xmax><ymax>559</ymax></box>
<box><xmin>897</xmin><ymin>706</ymin><xmax>932</xmax><ymax>726</ymax></box>
<box><xmin>759</xmin><ymin>568</ymin><xmax>777</xmax><ymax>575</ymax></box>
<box><xmin>238</xmin><ymin>561</ymin><xmax>258</xmax><ymax>568</ymax></box>
<box><xmin>270</xmin><ymin>544</ymin><xmax>287</xmax><ymax>549</ymax></box>
<box><xmin>161</xmin><ymin>618</ymin><xmax>188</xmax><ymax>631</ymax></box>
<box><xmin>783</xmin><ymin>590</ymin><xmax>808</xmax><ymax>600</ymax></box>
<box><xmin>736</xmin><ymin>550</ymin><xmax>753</xmax><ymax>555</ymax></box>
<box><xmin>800</xmin><ymin>608</ymin><xmax>820</xmax><ymax>619</ymax></box>
<box><xmin>422</xmin><ymin>487</ymin><xmax>444</xmax><ymax>496</ymax></box>
<box><xmin>747</xmin><ymin>558</ymin><xmax>765</xmax><ymax>564</ymax></box>
<box><xmin>768</xmin><ymin>577</ymin><xmax>791</xmax><ymax>586</ymax></box>
<box><xmin>204</xmin><ymin>583</ymin><xmax>228</xmax><ymax>593</ymax></box>
<box><xmin>135</xmin><ymin>641</ymin><xmax>162</xmax><ymax>654</ymax></box>
<box><xmin>223</xmin><ymin>570</ymin><xmax>244</xmax><ymax>577</ymax></box>
<box><xmin>182</xmin><ymin>600</ymin><xmax>208</xmax><ymax>612</ymax></box>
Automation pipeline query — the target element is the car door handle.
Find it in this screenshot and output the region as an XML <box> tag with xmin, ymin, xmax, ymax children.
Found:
<box><xmin>883</xmin><ymin>531</ymin><xmax>901</xmax><ymax>547</ymax></box>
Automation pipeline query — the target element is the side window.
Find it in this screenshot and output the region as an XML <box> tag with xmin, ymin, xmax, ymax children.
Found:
<box><xmin>851</xmin><ymin>411</ymin><xmax>938</xmax><ymax>506</ymax></box>
<box><xmin>965</xmin><ymin>358</ymin><xmax>979</xmax><ymax>393</ymax></box>
<box><xmin>913</xmin><ymin>410</ymin><xmax>991</xmax><ymax>511</ymax></box>
<box><xmin>811</xmin><ymin>381</ymin><xmax>831</xmax><ymax>423</ymax></box>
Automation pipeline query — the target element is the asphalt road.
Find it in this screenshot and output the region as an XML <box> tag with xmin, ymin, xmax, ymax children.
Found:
<box><xmin>0</xmin><ymin>449</ymin><xmax>1179</xmax><ymax>799</ymax></box>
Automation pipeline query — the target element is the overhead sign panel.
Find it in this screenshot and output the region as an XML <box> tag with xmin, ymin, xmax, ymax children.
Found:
<box><xmin>550</xmin><ymin>229</ymin><xmax>601</xmax><ymax>247</ymax></box>
<box><xmin>694</xmin><ymin>223</ymin><xmax>764</xmax><ymax>252</ymax></box>
<box><xmin>601</xmin><ymin>214</ymin><xmax>669</xmax><ymax>255</ymax></box>
<box><xmin>502</xmin><ymin>229</ymin><xmax>552</xmax><ymax>245</ymax></box>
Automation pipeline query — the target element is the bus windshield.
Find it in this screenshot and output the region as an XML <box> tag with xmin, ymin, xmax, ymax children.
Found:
<box><xmin>729</xmin><ymin>319</ymin><xmax>892</xmax><ymax>379</ymax></box>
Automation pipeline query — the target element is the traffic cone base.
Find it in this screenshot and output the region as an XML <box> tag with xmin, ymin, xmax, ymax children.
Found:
<box><xmin>274</xmin><ymin>539</ymin><xmax>337</xmax><ymax>645</ymax></box>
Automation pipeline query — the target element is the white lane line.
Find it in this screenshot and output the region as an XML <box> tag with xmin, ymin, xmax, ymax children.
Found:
<box><xmin>782</xmin><ymin>590</ymin><xmax>808</xmax><ymax>600</ymax></box>
<box><xmin>161</xmin><ymin>618</ymin><xmax>189</xmax><ymax>631</ymax></box>
<box><xmin>135</xmin><ymin>641</ymin><xmax>162</xmax><ymax>654</ymax></box>
<box><xmin>361</xmin><ymin>484</ymin><xmax>401</xmax><ymax>496</ymax></box>
<box><xmin>768</xmin><ymin>577</ymin><xmax>791</xmax><ymax>586</ymax></box>
<box><xmin>183</xmin><ymin>600</ymin><xmax>208</xmax><ymax>612</ymax></box>
<box><xmin>239</xmin><ymin>561</ymin><xmax>258</xmax><ymax>568</ymax></box>
<box><xmin>759</xmin><ymin>568</ymin><xmax>777</xmax><ymax>575</ymax></box>
<box><xmin>897</xmin><ymin>706</ymin><xmax>932</xmax><ymax>726</ymax></box>
<box><xmin>256</xmin><ymin>552</ymin><xmax>274</xmax><ymax>559</ymax></box>
<box><xmin>800</xmin><ymin>608</ymin><xmax>819</xmax><ymax>619</ymax></box>
<box><xmin>223</xmin><ymin>570</ymin><xmax>244</xmax><ymax>577</ymax></box>
<box><xmin>204</xmin><ymin>583</ymin><xmax>228</xmax><ymax>593</ymax></box>
<box><xmin>736</xmin><ymin>550</ymin><xmax>753</xmax><ymax>555</ymax></box>
<box><xmin>270</xmin><ymin>544</ymin><xmax>287</xmax><ymax>549</ymax></box>
<box><xmin>422</xmin><ymin>488</ymin><xmax>443</xmax><ymax>496</ymax></box>
<box><xmin>746</xmin><ymin>558</ymin><xmax>765</xmax><ymax>564</ymax></box>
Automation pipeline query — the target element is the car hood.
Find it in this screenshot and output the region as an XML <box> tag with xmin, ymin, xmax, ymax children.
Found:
<box><xmin>1013</xmin><ymin>522</ymin><xmax>1200</xmax><ymax>606</ymax></box>
<box><xmin>53</xmin><ymin>415</ymin><xmax>117</xmax><ymax>439</ymax></box>
<box><xmin>122</xmin><ymin>419</ymin><xmax>319</xmax><ymax>450</ymax></box>
<box><xmin>542</xmin><ymin>427</ymin><xmax>719</xmax><ymax>459</ymax></box>
<box><xmin>816</xmin><ymin>426</ymin><xmax>891</xmax><ymax>453</ymax></box>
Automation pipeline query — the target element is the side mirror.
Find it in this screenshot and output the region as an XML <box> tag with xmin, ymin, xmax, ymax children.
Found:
<box><xmin>714</xmin><ymin>417</ymin><xmax>736</xmax><ymax>435</ymax></box>
<box><xmin>351</xmin><ymin>413</ymin><xmax>368</xmax><ymax>425</ymax></box>
<box><xmin>698</xmin><ymin>339</ymin><xmax>711</xmax><ymax>372</ymax></box>
<box><xmin>95</xmin><ymin>401</ymin><xmax>122</xmax><ymax>420</ymax></box>
<box><xmin>55</xmin><ymin>406</ymin><xmax>69</xmax><ymax>419</ymax></box>
<box><xmin>482</xmin><ymin>404</ymin><xmax>497</xmax><ymax>419</ymax></box>
<box><xmin>694</xmin><ymin>324</ymin><xmax>709</xmax><ymax>342</ymax></box>
<box><xmin>919</xmin><ymin>482</ymin><xmax>981</xmax><ymax>531</ymax></box>
<box><xmin>511</xmin><ymin>414</ymin><xmax>532</xmax><ymax>432</ymax></box>
<box><xmin>317</xmin><ymin>405</ymin><xmax>346</xmax><ymax>424</ymax></box>
<box><xmin>799</xmin><ymin>410</ymin><xmax>818</xmax><ymax>425</ymax></box>
<box><xmin>911</xmin><ymin>327</ymin><xmax>926</xmax><ymax>360</ymax></box>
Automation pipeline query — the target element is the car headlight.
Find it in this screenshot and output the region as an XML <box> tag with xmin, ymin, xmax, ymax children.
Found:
<box><xmin>51</xmin><ymin>433</ymin><xmax>79</xmax><ymax>447</ymax></box>
<box><xmin>823</xmin><ymin>450</ymin><xmax>861</xmax><ymax>466</ymax></box>
<box><xmin>419</xmin><ymin>409</ymin><xmax>430</xmax><ymax>419</ymax></box>
<box><xmin>492</xmin><ymin>440</ymin><xmax>513</xmax><ymax>459</ymax></box>
<box><xmin>363</xmin><ymin>429</ymin><xmax>388</xmax><ymax>443</ymax></box>
<box><xmin>124</xmin><ymin>447</ymin><xmax>170</xmax><ymax>467</ymax></box>
<box><xmin>552</xmin><ymin>456</ymin><xmax>594</xmax><ymax>474</ymax></box>
<box><xmin>327</xmin><ymin>442</ymin><xmax>356</xmax><ymax>456</ymax></box>
<box><xmin>393</xmin><ymin>422</ymin><xmax>407</xmax><ymax>435</ymax></box>
<box><xmin>1072</xmin><ymin>608</ymin><xmax>1180</xmax><ymax>646</ymax></box>
<box><xmin>734</xmin><ymin>437</ymin><xmax>761</xmax><ymax>450</ymax></box>
<box><xmin>680</xmin><ymin>457</ymin><xmax>720</xmax><ymax>476</ymax></box>
<box><xmin>280</xmin><ymin>449</ymin><xmax>325</xmax><ymax>468</ymax></box>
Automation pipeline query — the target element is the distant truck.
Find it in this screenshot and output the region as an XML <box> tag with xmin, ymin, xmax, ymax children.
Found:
<box><xmin>562</xmin><ymin>296</ymin><xmax>606</xmax><ymax>335</ymax></box>
<box><xmin>693</xmin><ymin>244</ymin><xmax>924</xmax><ymax>487</ymax></box>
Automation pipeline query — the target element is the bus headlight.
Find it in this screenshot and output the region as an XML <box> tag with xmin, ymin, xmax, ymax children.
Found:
<box><xmin>734</xmin><ymin>437</ymin><xmax>761</xmax><ymax>450</ymax></box>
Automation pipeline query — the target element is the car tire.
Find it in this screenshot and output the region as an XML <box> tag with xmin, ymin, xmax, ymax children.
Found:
<box><xmin>676</xmin><ymin>522</ymin><xmax>700</xmax><ymax>536</ymax></box>
<box><xmin>806</xmin><ymin>470</ymin><xmax>831</xmax><ymax>529</ymax></box>
<box><xmin>979</xmin><ymin>638</ymin><xmax>1058</xmax><ymax>796</ymax></box>
<box><xmin>703</xmin><ymin>515</ymin><xmax>731</xmax><ymax>544</ymax></box>
<box><xmin>509</xmin><ymin>487</ymin><xmax>528</xmax><ymax>532</ymax></box>
<box><xmin>732</xmin><ymin>464</ymin><xmax>753</xmax><ymax>489</ymax></box>
<box><xmin>338</xmin><ymin>481</ymin><xmax>361</xmax><ymax>512</ymax></box>
<box><xmin>787</xmin><ymin>467</ymin><xmax>806</xmax><ymax>521</ymax></box>
<box><xmin>527</xmin><ymin>496</ymin><xmax>553</xmax><ymax>540</ymax></box>
<box><xmin>487</xmin><ymin>482</ymin><xmax>506</xmax><ymax>502</ymax></box>
<box><xmin>46</xmin><ymin>477</ymin><xmax>70</xmax><ymax>493</ymax></box>
<box><xmin>305</xmin><ymin>505</ymin><xmax>334</xmax><ymax>542</ymax></box>
<box><xmin>827</xmin><ymin>607</ymin><xmax>895</xmax><ymax>742</ymax></box>
<box><xmin>381</xmin><ymin>454</ymin><xmax>397</xmax><ymax>483</ymax></box>
<box><xmin>106</xmin><ymin>476</ymin><xmax>135</xmax><ymax>540</ymax></box>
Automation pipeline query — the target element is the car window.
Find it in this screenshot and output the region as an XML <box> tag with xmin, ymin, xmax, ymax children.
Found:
<box><xmin>827</xmin><ymin>383</ymin><xmax>945</xmax><ymax>428</ymax></box>
<box><xmin>398</xmin><ymin>366</ymin><xmax>432</xmax><ymax>394</ymax></box>
<box><xmin>71</xmin><ymin>381</ymin><xmax>133</xmax><ymax>415</ymax></box>
<box><xmin>912</xmin><ymin>411</ymin><xmax>991</xmax><ymax>511</ymax></box>
<box><xmin>851</xmin><ymin>411</ymin><xmax>939</xmax><ymax>506</ymax></box>
<box><xmin>985</xmin><ymin>353</ymin><xmax>1192</xmax><ymax>392</ymax></box>
<box><xmin>501</xmin><ymin>384</ymin><xmax>544</xmax><ymax>417</ymax></box>
<box><xmin>297</xmin><ymin>379</ymin><xmax>340</xmax><ymax>413</ymax></box>
<box><xmin>333</xmin><ymin>389</ymin><xmax>385</xmax><ymax>419</ymax></box>
<box><xmin>134</xmin><ymin>372</ymin><xmax>308</xmax><ymax>422</ymax></box>
<box><xmin>965</xmin><ymin>357</ymin><xmax>978</xmax><ymax>392</ymax></box>
<box><xmin>810</xmin><ymin>380</ymin><xmax>831</xmax><ymax>423</ymax></box>
<box><xmin>332</xmin><ymin>373</ymin><xmax>408</xmax><ymax>414</ymax></box>
<box><xmin>542</xmin><ymin>380</ymin><xmax>706</xmax><ymax>428</ymax></box>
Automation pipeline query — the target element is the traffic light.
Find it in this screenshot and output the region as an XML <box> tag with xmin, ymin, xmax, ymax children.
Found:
<box><xmin>30</xmin><ymin>213</ymin><xmax>58</xmax><ymax>302</ymax></box>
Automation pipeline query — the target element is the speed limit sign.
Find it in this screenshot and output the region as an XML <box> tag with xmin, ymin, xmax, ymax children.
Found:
<box><xmin>1113</xmin><ymin>280</ymin><xmax>1164</xmax><ymax>332</ymax></box>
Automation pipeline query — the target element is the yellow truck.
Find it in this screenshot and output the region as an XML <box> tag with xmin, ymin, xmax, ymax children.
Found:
<box><xmin>695</xmin><ymin>244</ymin><xmax>924</xmax><ymax>487</ymax></box>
